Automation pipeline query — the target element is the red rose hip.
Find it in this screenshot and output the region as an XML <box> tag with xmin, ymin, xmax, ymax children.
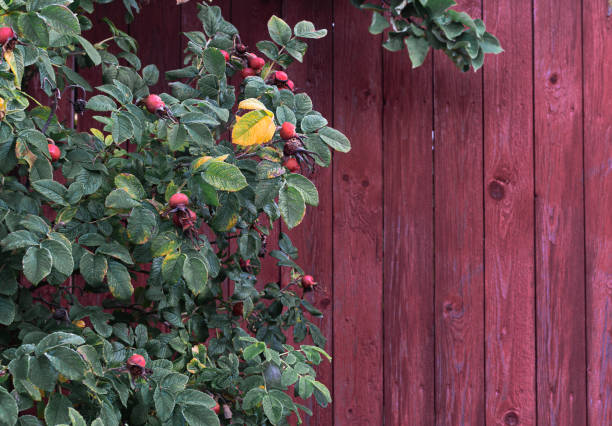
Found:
<box><xmin>302</xmin><ymin>275</ymin><xmax>316</xmax><ymax>289</ymax></box>
<box><xmin>274</xmin><ymin>71</ymin><xmax>288</xmax><ymax>82</ymax></box>
<box><xmin>220</xmin><ymin>49</ymin><xmax>230</xmax><ymax>62</ymax></box>
<box><xmin>283</xmin><ymin>158</ymin><xmax>300</xmax><ymax>174</ymax></box>
<box><xmin>143</xmin><ymin>94</ymin><xmax>165</xmax><ymax>114</ymax></box>
<box><xmin>248</xmin><ymin>55</ymin><xmax>265</xmax><ymax>70</ymax></box>
<box><xmin>169</xmin><ymin>192</ymin><xmax>189</xmax><ymax>208</ymax></box>
<box><xmin>286</xmin><ymin>79</ymin><xmax>295</xmax><ymax>91</ymax></box>
<box><xmin>241</xmin><ymin>67</ymin><xmax>257</xmax><ymax>78</ymax></box>
<box><xmin>279</xmin><ymin>122</ymin><xmax>296</xmax><ymax>140</ymax></box>
<box><xmin>127</xmin><ymin>354</ymin><xmax>146</xmax><ymax>368</ymax></box>
<box><xmin>48</xmin><ymin>144</ymin><xmax>60</xmax><ymax>161</ymax></box>
<box><xmin>0</xmin><ymin>27</ymin><xmax>15</xmax><ymax>44</ymax></box>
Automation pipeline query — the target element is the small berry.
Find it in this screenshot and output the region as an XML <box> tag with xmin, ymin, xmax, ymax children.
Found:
<box><xmin>127</xmin><ymin>354</ymin><xmax>146</xmax><ymax>368</ymax></box>
<box><xmin>241</xmin><ymin>67</ymin><xmax>257</xmax><ymax>78</ymax></box>
<box><xmin>302</xmin><ymin>275</ymin><xmax>316</xmax><ymax>289</ymax></box>
<box><xmin>286</xmin><ymin>80</ymin><xmax>295</xmax><ymax>91</ymax></box>
<box><xmin>274</xmin><ymin>71</ymin><xmax>288</xmax><ymax>82</ymax></box>
<box><xmin>248</xmin><ymin>55</ymin><xmax>265</xmax><ymax>70</ymax></box>
<box><xmin>48</xmin><ymin>144</ymin><xmax>60</xmax><ymax>161</ymax></box>
<box><xmin>279</xmin><ymin>122</ymin><xmax>296</xmax><ymax>140</ymax></box>
<box><xmin>0</xmin><ymin>27</ymin><xmax>15</xmax><ymax>44</ymax></box>
<box><xmin>220</xmin><ymin>50</ymin><xmax>230</xmax><ymax>62</ymax></box>
<box><xmin>283</xmin><ymin>158</ymin><xmax>300</xmax><ymax>174</ymax></box>
<box><xmin>236</xmin><ymin>43</ymin><xmax>247</xmax><ymax>54</ymax></box>
<box><xmin>212</xmin><ymin>402</ymin><xmax>221</xmax><ymax>415</ymax></box>
<box><xmin>143</xmin><ymin>94</ymin><xmax>165</xmax><ymax>114</ymax></box>
<box><xmin>232</xmin><ymin>302</ymin><xmax>244</xmax><ymax>317</ymax></box>
<box><xmin>169</xmin><ymin>192</ymin><xmax>189</xmax><ymax>208</ymax></box>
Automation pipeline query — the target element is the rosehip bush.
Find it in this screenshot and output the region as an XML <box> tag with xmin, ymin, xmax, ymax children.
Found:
<box><xmin>0</xmin><ymin>1</ymin><xmax>348</xmax><ymax>425</ymax></box>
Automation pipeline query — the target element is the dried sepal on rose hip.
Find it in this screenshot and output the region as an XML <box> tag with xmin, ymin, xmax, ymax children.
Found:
<box><xmin>141</xmin><ymin>94</ymin><xmax>176</xmax><ymax>122</ymax></box>
<box><xmin>173</xmin><ymin>208</ymin><xmax>197</xmax><ymax>231</ymax></box>
<box><xmin>126</xmin><ymin>354</ymin><xmax>152</xmax><ymax>378</ymax></box>
<box><xmin>283</xmin><ymin>137</ymin><xmax>319</xmax><ymax>174</ymax></box>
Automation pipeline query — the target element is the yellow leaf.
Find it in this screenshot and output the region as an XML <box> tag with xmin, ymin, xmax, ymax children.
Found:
<box><xmin>232</xmin><ymin>109</ymin><xmax>276</xmax><ymax>146</ymax></box>
<box><xmin>238</xmin><ymin>98</ymin><xmax>267</xmax><ymax>111</ymax></box>
<box><xmin>3</xmin><ymin>50</ymin><xmax>20</xmax><ymax>89</ymax></box>
<box><xmin>90</xmin><ymin>128</ymin><xmax>104</xmax><ymax>141</ymax></box>
<box><xmin>191</xmin><ymin>154</ymin><xmax>230</xmax><ymax>171</ymax></box>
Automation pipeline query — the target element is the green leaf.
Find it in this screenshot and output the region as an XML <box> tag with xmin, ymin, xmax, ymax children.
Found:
<box><xmin>80</xmin><ymin>252</ymin><xmax>108</xmax><ymax>285</ymax></box>
<box><xmin>242</xmin><ymin>387</ymin><xmax>266</xmax><ymax>409</ymax></box>
<box><xmin>420</xmin><ymin>0</ymin><xmax>457</xmax><ymax>16</ymax></box>
<box><xmin>31</xmin><ymin>179</ymin><xmax>68</xmax><ymax>206</ymax></box>
<box><xmin>203</xmin><ymin>47</ymin><xmax>226</xmax><ymax>79</ymax></box>
<box><xmin>28</xmin><ymin>356</ymin><xmax>58</xmax><ymax>392</ymax></box>
<box><xmin>36</xmin><ymin>332</ymin><xmax>85</xmax><ymax>355</ymax></box>
<box><xmin>154</xmin><ymin>387</ymin><xmax>175</xmax><ymax>422</ymax></box>
<box><xmin>267</xmin><ymin>15</ymin><xmax>292</xmax><ymax>46</ymax></box>
<box><xmin>97</xmin><ymin>242</ymin><xmax>133</xmax><ymax>265</ymax></box>
<box><xmin>176</xmin><ymin>389</ymin><xmax>217</xmax><ymax>408</ymax></box>
<box><xmin>256</xmin><ymin>40</ymin><xmax>279</xmax><ymax>60</ymax></box>
<box><xmin>68</xmin><ymin>408</ymin><xmax>87</xmax><ymax>426</ymax></box>
<box><xmin>285</xmin><ymin>174</ymin><xmax>319</xmax><ymax>206</ymax></box>
<box><xmin>318</xmin><ymin>126</ymin><xmax>351</xmax><ymax>153</ymax></box>
<box><xmin>105</xmin><ymin>189</ymin><xmax>141</xmax><ymax>210</ymax></box>
<box><xmin>369</xmin><ymin>12</ymin><xmax>390</xmax><ymax>35</ymax></box>
<box><xmin>20</xmin><ymin>215</ymin><xmax>50</xmax><ymax>234</ymax></box>
<box><xmin>285</xmin><ymin>39</ymin><xmax>307</xmax><ymax>63</ymax></box>
<box><xmin>243</xmin><ymin>341</ymin><xmax>265</xmax><ymax>361</ymax></box>
<box><xmin>182</xmin><ymin>257</ymin><xmax>208</xmax><ymax>296</ymax></box>
<box><xmin>39</xmin><ymin>5</ymin><xmax>80</xmax><ymax>35</ymax></box>
<box><xmin>1</xmin><ymin>230</ymin><xmax>40</xmax><ymax>250</ymax></box>
<box><xmin>22</xmin><ymin>246</ymin><xmax>52</xmax><ymax>285</ymax></box>
<box><xmin>281</xmin><ymin>366</ymin><xmax>298</xmax><ymax>387</ymax></box>
<box><xmin>40</xmin><ymin>239</ymin><xmax>74</xmax><ymax>276</ymax></box>
<box><xmin>262</xmin><ymin>395</ymin><xmax>283</xmax><ymax>425</ymax></box>
<box><xmin>45</xmin><ymin>347</ymin><xmax>87</xmax><ymax>380</ymax></box>
<box><xmin>111</xmin><ymin>111</ymin><xmax>133</xmax><ymax>143</ymax></box>
<box><xmin>203</xmin><ymin>161</ymin><xmax>248</xmax><ymax>192</ymax></box>
<box><xmin>86</xmin><ymin>95</ymin><xmax>116</xmax><ymax>112</ymax></box>
<box><xmin>44</xmin><ymin>393</ymin><xmax>71</xmax><ymax>426</ymax></box>
<box><xmin>0</xmin><ymin>387</ymin><xmax>18</xmax><ymax>426</ymax></box>
<box><xmin>114</xmin><ymin>174</ymin><xmax>145</xmax><ymax>199</ymax></box>
<box><xmin>75</xmin><ymin>34</ymin><xmax>101</xmax><ymax>65</ymax></box>
<box><xmin>481</xmin><ymin>32</ymin><xmax>504</xmax><ymax>54</ymax></box>
<box><xmin>405</xmin><ymin>35</ymin><xmax>431</xmax><ymax>68</ymax></box>
<box><xmin>279</xmin><ymin>186</ymin><xmax>305</xmax><ymax>229</ymax></box>
<box><xmin>142</xmin><ymin>64</ymin><xmax>159</xmax><ymax>86</ymax></box>
<box><xmin>301</xmin><ymin>115</ymin><xmax>328</xmax><ymax>133</ymax></box>
<box><xmin>18</xmin><ymin>13</ymin><xmax>50</xmax><ymax>46</ymax></box>
<box><xmin>294</xmin><ymin>21</ymin><xmax>327</xmax><ymax>39</ymax></box>
<box><xmin>127</xmin><ymin>207</ymin><xmax>157</xmax><ymax>245</ymax></box>
<box><xmin>181</xmin><ymin>404</ymin><xmax>220</xmax><ymax>426</ymax></box>
<box><xmin>0</xmin><ymin>297</ymin><xmax>15</xmax><ymax>326</ymax></box>
<box><xmin>106</xmin><ymin>260</ymin><xmax>133</xmax><ymax>299</ymax></box>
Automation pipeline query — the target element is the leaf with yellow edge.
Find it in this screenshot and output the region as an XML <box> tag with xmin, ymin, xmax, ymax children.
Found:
<box><xmin>232</xmin><ymin>109</ymin><xmax>276</xmax><ymax>146</ymax></box>
<box><xmin>238</xmin><ymin>98</ymin><xmax>267</xmax><ymax>111</ymax></box>
<box><xmin>4</xmin><ymin>50</ymin><xmax>22</xmax><ymax>89</ymax></box>
<box><xmin>191</xmin><ymin>154</ymin><xmax>230</xmax><ymax>172</ymax></box>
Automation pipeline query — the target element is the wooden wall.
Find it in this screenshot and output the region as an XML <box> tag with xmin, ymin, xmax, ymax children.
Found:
<box><xmin>83</xmin><ymin>0</ymin><xmax>611</xmax><ymax>424</ymax></box>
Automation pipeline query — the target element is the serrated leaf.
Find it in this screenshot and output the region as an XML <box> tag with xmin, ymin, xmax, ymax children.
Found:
<box><xmin>45</xmin><ymin>346</ymin><xmax>87</xmax><ymax>380</ymax></box>
<box><xmin>262</xmin><ymin>395</ymin><xmax>283</xmax><ymax>425</ymax></box>
<box><xmin>35</xmin><ymin>332</ymin><xmax>85</xmax><ymax>355</ymax></box>
<box><xmin>86</xmin><ymin>95</ymin><xmax>116</xmax><ymax>112</ymax></box>
<box><xmin>105</xmin><ymin>189</ymin><xmax>141</xmax><ymax>210</ymax></box>
<box><xmin>294</xmin><ymin>21</ymin><xmax>327</xmax><ymax>39</ymax></box>
<box><xmin>106</xmin><ymin>260</ymin><xmax>133</xmax><ymax>299</ymax></box>
<box><xmin>405</xmin><ymin>35</ymin><xmax>431</xmax><ymax>68</ymax></box>
<box><xmin>301</xmin><ymin>115</ymin><xmax>328</xmax><ymax>133</ymax></box>
<box><xmin>1</xmin><ymin>230</ymin><xmax>40</xmax><ymax>250</ymax></box>
<box><xmin>279</xmin><ymin>186</ymin><xmax>305</xmax><ymax>229</ymax></box>
<box><xmin>31</xmin><ymin>179</ymin><xmax>68</xmax><ymax>206</ymax></box>
<box><xmin>19</xmin><ymin>13</ymin><xmax>50</xmax><ymax>46</ymax></box>
<box><xmin>182</xmin><ymin>257</ymin><xmax>208</xmax><ymax>296</ymax></box>
<box><xmin>238</xmin><ymin>98</ymin><xmax>267</xmax><ymax>111</ymax></box>
<box><xmin>369</xmin><ymin>12</ymin><xmax>390</xmax><ymax>34</ymax></box>
<box><xmin>44</xmin><ymin>392</ymin><xmax>71</xmax><ymax>426</ymax></box>
<box><xmin>181</xmin><ymin>404</ymin><xmax>220</xmax><ymax>426</ymax></box>
<box><xmin>41</xmin><ymin>239</ymin><xmax>74</xmax><ymax>276</ymax></box>
<box><xmin>203</xmin><ymin>47</ymin><xmax>226</xmax><ymax>79</ymax></box>
<box><xmin>232</xmin><ymin>109</ymin><xmax>276</xmax><ymax>146</ymax></box>
<box><xmin>318</xmin><ymin>126</ymin><xmax>351</xmax><ymax>153</ymax></box>
<box><xmin>267</xmin><ymin>15</ymin><xmax>292</xmax><ymax>45</ymax></box>
<box><xmin>75</xmin><ymin>34</ymin><xmax>101</xmax><ymax>65</ymax></box>
<box><xmin>285</xmin><ymin>174</ymin><xmax>318</xmax><ymax>206</ymax></box>
<box><xmin>0</xmin><ymin>297</ymin><xmax>15</xmax><ymax>326</ymax></box>
<box><xmin>127</xmin><ymin>207</ymin><xmax>156</xmax><ymax>244</ymax></box>
<box><xmin>23</xmin><ymin>246</ymin><xmax>52</xmax><ymax>285</ymax></box>
<box><xmin>39</xmin><ymin>5</ymin><xmax>80</xmax><ymax>35</ymax></box>
<box><xmin>0</xmin><ymin>387</ymin><xmax>18</xmax><ymax>426</ymax></box>
<box><xmin>114</xmin><ymin>173</ymin><xmax>146</xmax><ymax>199</ymax></box>
<box><xmin>80</xmin><ymin>252</ymin><xmax>108</xmax><ymax>285</ymax></box>
<box><xmin>142</xmin><ymin>64</ymin><xmax>159</xmax><ymax>86</ymax></box>
<box><xmin>202</xmin><ymin>161</ymin><xmax>248</xmax><ymax>192</ymax></box>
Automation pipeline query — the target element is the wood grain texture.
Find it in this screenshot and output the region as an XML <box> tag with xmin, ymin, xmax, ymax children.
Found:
<box><xmin>434</xmin><ymin>0</ymin><xmax>485</xmax><ymax>423</ymax></box>
<box><xmin>482</xmin><ymin>0</ymin><xmax>536</xmax><ymax>425</ymax></box>
<box><xmin>280</xmin><ymin>1</ymin><xmax>334</xmax><ymax>425</ymax></box>
<box><xmin>129</xmin><ymin>0</ymin><xmax>182</xmax><ymax>95</ymax></box>
<box><xmin>231</xmin><ymin>0</ymin><xmax>283</xmax><ymax>288</ymax></box>
<box><xmin>583</xmin><ymin>1</ymin><xmax>612</xmax><ymax>424</ymax></box>
<box><xmin>332</xmin><ymin>1</ymin><xmax>383</xmax><ymax>424</ymax></box>
<box><xmin>382</xmin><ymin>37</ymin><xmax>435</xmax><ymax>426</ymax></box>
<box><xmin>534</xmin><ymin>0</ymin><xmax>587</xmax><ymax>424</ymax></box>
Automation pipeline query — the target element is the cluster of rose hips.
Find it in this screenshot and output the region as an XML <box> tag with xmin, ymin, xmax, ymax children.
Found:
<box><xmin>278</xmin><ymin>122</ymin><xmax>318</xmax><ymax>174</ymax></box>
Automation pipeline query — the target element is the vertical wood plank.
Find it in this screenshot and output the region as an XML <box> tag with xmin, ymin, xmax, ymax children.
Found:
<box><xmin>281</xmin><ymin>1</ymin><xmax>334</xmax><ymax>425</ymax></box>
<box><xmin>583</xmin><ymin>1</ymin><xmax>612</xmax><ymax>424</ymax></box>
<box><xmin>433</xmin><ymin>0</ymin><xmax>485</xmax><ymax>423</ymax></box>
<box><xmin>534</xmin><ymin>0</ymin><xmax>587</xmax><ymax>423</ymax></box>
<box><xmin>483</xmin><ymin>0</ymin><xmax>537</xmax><ymax>424</ymax></box>
<box><xmin>332</xmin><ymin>1</ymin><xmax>383</xmax><ymax>424</ymax></box>
<box><xmin>129</xmin><ymin>1</ymin><xmax>182</xmax><ymax>95</ymax></box>
<box><xmin>231</xmin><ymin>0</ymin><xmax>283</xmax><ymax>288</ymax></box>
<box><xmin>382</xmin><ymin>37</ymin><xmax>435</xmax><ymax>426</ymax></box>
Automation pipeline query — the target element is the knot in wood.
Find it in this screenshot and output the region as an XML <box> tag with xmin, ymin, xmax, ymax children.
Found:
<box><xmin>503</xmin><ymin>411</ymin><xmax>519</xmax><ymax>425</ymax></box>
<box><xmin>488</xmin><ymin>180</ymin><xmax>506</xmax><ymax>200</ymax></box>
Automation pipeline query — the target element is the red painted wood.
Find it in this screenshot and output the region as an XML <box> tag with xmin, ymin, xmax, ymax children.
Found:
<box><xmin>483</xmin><ymin>0</ymin><xmax>536</xmax><ymax>424</ymax></box>
<box><xmin>382</xmin><ymin>37</ymin><xmax>435</xmax><ymax>426</ymax></box>
<box><xmin>433</xmin><ymin>0</ymin><xmax>485</xmax><ymax>423</ymax></box>
<box><xmin>129</xmin><ymin>1</ymin><xmax>182</xmax><ymax>95</ymax></box>
<box><xmin>534</xmin><ymin>0</ymin><xmax>587</xmax><ymax>423</ymax></box>
<box><xmin>231</xmin><ymin>0</ymin><xmax>283</xmax><ymax>288</ymax></box>
<box><xmin>280</xmin><ymin>2</ymin><xmax>334</xmax><ymax>424</ymax></box>
<box><xmin>583</xmin><ymin>1</ymin><xmax>612</xmax><ymax>423</ymax></box>
<box><xmin>332</xmin><ymin>1</ymin><xmax>383</xmax><ymax>424</ymax></box>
